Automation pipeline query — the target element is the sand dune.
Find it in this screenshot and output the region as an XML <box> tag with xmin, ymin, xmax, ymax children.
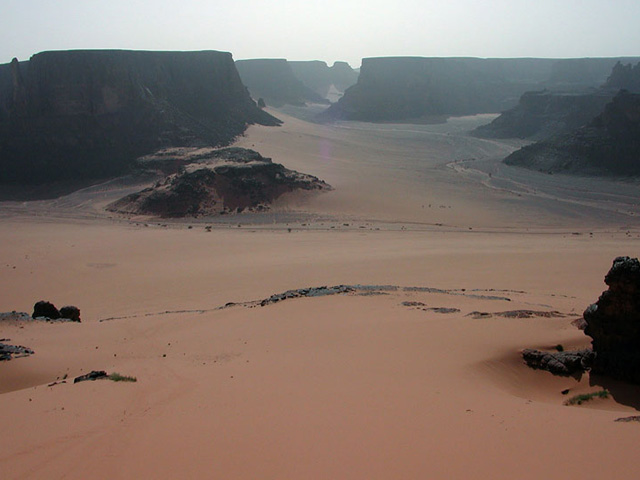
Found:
<box><xmin>1</xmin><ymin>109</ymin><xmax>640</xmax><ymax>479</ymax></box>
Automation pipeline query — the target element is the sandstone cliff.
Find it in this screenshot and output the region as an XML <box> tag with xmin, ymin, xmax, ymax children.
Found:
<box><xmin>504</xmin><ymin>90</ymin><xmax>640</xmax><ymax>176</ymax></box>
<box><xmin>602</xmin><ymin>61</ymin><xmax>640</xmax><ymax>93</ymax></box>
<box><xmin>289</xmin><ymin>60</ymin><xmax>358</xmax><ymax>101</ymax></box>
<box><xmin>474</xmin><ymin>91</ymin><xmax>613</xmax><ymax>140</ymax></box>
<box><xmin>235</xmin><ymin>59</ymin><xmax>327</xmax><ymax>107</ymax></box>
<box><xmin>323</xmin><ymin>57</ymin><xmax>640</xmax><ymax>122</ymax></box>
<box><xmin>0</xmin><ymin>50</ymin><xmax>280</xmax><ymax>186</ymax></box>
<box><xmin>475</xmin><ymin>61</ymin><xmax>640</xmax><ymax>141</ymax></box>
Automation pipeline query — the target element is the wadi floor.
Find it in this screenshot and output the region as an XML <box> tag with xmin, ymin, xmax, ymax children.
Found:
<box><xmin>1</xmin><ymin>109</ymin><xmax>639</xmax><ymax>479</ymax></box>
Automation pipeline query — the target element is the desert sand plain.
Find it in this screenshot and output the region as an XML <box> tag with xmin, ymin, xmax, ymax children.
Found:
<box><xmin>1</xmin><ymin>109</ymin><xmax>640</xmax><ymax>479</ymax></box>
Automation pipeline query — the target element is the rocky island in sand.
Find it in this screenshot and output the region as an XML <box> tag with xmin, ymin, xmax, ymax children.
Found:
<box><xmin>108</xmin><ymin>147</ymin><xmax>332</xmax><ymax>217</ymax></box>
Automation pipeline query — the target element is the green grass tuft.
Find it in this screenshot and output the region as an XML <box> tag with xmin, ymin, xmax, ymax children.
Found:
<box><xmin>564</xmin><ymin>389</ymin><xmax>608</xmax><ymax>406</ymax></box>
<box><xmin>108</xmin><ymin>372</ymin><xmax>137</xmax><ymax>383</ymax></box>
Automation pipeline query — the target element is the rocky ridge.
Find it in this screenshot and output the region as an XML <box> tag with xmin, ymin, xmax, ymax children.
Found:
<box><xmin>504</xmin><ymin>90</ymin><xmax>640</xmax><ymax>175</ymax></box>
<box><xmin>473</xmin><ymin>90</ymin><xmax>613</xmax><ymax>140</ymax></box>
<box><xmin>322</xmin><ymin>57</ymin><xmax>639</xmax><ymax>122</ymax></box>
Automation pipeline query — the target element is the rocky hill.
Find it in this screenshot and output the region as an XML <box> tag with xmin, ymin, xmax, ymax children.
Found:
<box><xmin>289</xmin><ymin>61</ymin><xmax>358</xmax><ymax>101</ymax></box>
<box><xmin>473</xmin><ymin>90</ymin><xmax>614</xmax><ymax>140</ymax></box>
<box><xmin>235</xmin><ymin>59</ymin><xmax>327</xmax><ymax>107</ymax></box>
<box><xmin>108</xmin><ymin>147</ymin><xmax>332</xmax><ymax>217</ymax></box>
<box><xmin>475</xmin><ymin>61</ymin><xmax>640</xmax><ymax>141</ymax></box>
<box><xmin>323</xmin><ymin>57</ymin><xmax>640</xmax><ymax>122</ymax></box>
<box><xmin>504</xmin><ymin>90</ymin><xmax>640</xmax><ymax>176</ymax></box>
<box><xmin>0</xmin><ymin>50</ymin><xmax>280</xmax><ymax>186</ymax></box>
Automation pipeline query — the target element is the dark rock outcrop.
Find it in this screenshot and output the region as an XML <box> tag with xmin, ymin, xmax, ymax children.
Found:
<box><xmin>107</xmin><ymin>147</ymin><xmax>332</xmax><ymax>217</ymax></box>
<box><xmin>584</xmin><ymin>256</ymin><xmax>640</xmax><ymax>383</ymax></box>
<box><xmin>31</xmin><ymin>301</ymin><xmax>81</xmax><ymax>321</ymax></box>
<box><xmin>74</xmin><ymin>370</ymin><xmax>108</xmax><ymax>383</ymax></box>
<box><xmin>0</xmin><ymin>50</ymin><xmax>280</xmax><ymax>187</ymax></box>
<box><xmin>504</xmin><ymin>91</ymin><xmax>640</xmax><ymax>175</ymax></box>
<box><xmin>474</xmin><ymin>90</ymin><xmax>613</xmax><ymax>140</ymax></box>
<box><xmin>32</xmin><ymin>301</ymin><xmax>60</xmax><ymax>319</ymax></box>
<box><xmin>522</xmin><ymin>348</ymin><xmax>594</xmax><ymax>376</ymax></box>
<box><xmin>322</xmin><ymin>57</ymin><xmax>640</xmax><ymax>122</ymax></box>
<box><xmin>235</xmin><ymin>59</ymin><xmax>327</xmax><ymax>106</ymax></box>
<box><xmin>0</xmin><ymin>342</ymin><xmax>34</xmax><ymax>361</ymax></box>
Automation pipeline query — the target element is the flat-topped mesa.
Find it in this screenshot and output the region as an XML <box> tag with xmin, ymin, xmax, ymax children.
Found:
<box><xmin>0</xmin><ymin>50</ymin><xmax>280</xmax><ymax>186</ymax></box>
<box><xmin>504</xmin><ymin>90</ymin><xmax>640</xmax><ymax>176</ymax></box>
<box><xmin>584</xmin><ymin>257</ymin><xmax>640</xmax><ymax>383</ymax></box>
<box><xmin>107</xmin><ymin>147</ymin><xmax>332</xmax><ymax>217</ymax></box>
<box><xmin>235</xmin><ymin>58</ymin><xmax>327</xmax><ymax>107</ymax></box>
<box><xmin>322</xmin><ymin>56</ymin><xmax>640</xmax><ymax>122</ymax></box>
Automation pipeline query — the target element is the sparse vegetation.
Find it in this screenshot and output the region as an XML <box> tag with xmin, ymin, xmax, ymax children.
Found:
<box><xmin>555</xmin><ymin>344</ymin><xmax>565</xmax><ymax>352</ymax></box>
<box><xmin>564</xmin><ymin>389</ymin><xmax>609</xmax><ymax>406</ymax></box>
<box><xmin>108</xmin><ymin>372</ymin><xmax>137</xmax><ymax>382</ymax></box>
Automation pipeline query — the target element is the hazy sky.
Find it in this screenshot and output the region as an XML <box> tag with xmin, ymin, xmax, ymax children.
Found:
<box><xmin>2</xmin><ymin>0</ymin><xmax>640</xmax><ymax>67</ymax></box>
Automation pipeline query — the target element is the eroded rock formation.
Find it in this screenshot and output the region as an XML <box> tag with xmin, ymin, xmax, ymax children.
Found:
<box><xmin>0</xmin><ymin>50</ymin><xmax>280</xmax><ymax>187</ymax></box>
<box><xmin>474</xmin><ymin>90</ymin><xmax>613</xmax><ymax>140</ymax></box>
<box><xmin>235</xmin><ymin>59</ymin><xmax>327</xmax><ymax>106</ymax></box>
<box><xmin>522</xmin><ymin>348</ymin><xmax>594</xmax><ymax>376</ymax></box>
<box><xmin>322</xmin><ymin>57</ymin><xmax>639</xmax><ymax>122</ymax></box>
<box><xmin>289</xmin><ymin>60</ymin><xmax>358</xmax><ymax>101</ymax></box>
<box><xmin>504</xmin><ymin>91</ymin><xmax>640</xmax><ymax>175</ymax></box>
<box><xmin>584</xmin><ymin>256</ymin><xmax>640</xmax><ymax>383</ymax></box>
<box><xmin>108</xmin><ymin>147</ymin><xmax>332</xmax><ymax>217</ymax></box>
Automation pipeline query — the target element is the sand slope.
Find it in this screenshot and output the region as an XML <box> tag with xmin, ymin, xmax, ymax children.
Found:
<box><xmin>1</xmin><ymin>110</ymin><xmax>640</xmax><ymax>479</ymax></box>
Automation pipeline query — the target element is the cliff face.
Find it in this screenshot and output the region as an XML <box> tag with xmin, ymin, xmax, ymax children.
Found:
<box><xmin>0</xmin><ymin>50</ymin><xmax>279</xmax><ymax>185</ymax></box>
<box><xmin>235</xmin><ymin>59</ymin><xmax>326</xmax><ymax>107</ymax></box>
<box><xmin>504</xmin><ymin>90</ymin><xmax>640</xmax><ymax>176</ymax></box>
<box><xmin>474</xmin><ymin>61</ymin><xmax>640</xmax><ymax>141</ymax></box>
<box><xmin>474</xmin><ymin>91</ymin><xmax>614</xmax><ymax>140</ymax></box>
<box><xmin>289</xmin><ymin>60</ymin><xmax>358</xmax><ymax>100</ymax></box>
<box><xmin>603</xmin><ymin>61</ymin><xmax>640</xmax><ymax>93</ymax></box>
<box><xmin>324</xmin><ymin>57</ymin><xmax>640</xmax><ymax>122</ymax></box>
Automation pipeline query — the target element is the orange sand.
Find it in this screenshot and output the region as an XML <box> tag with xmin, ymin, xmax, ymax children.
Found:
<box><xmin>1</xmin><ymin>110</ymin><xmax>640</xmax><ymax>479</ymax></box>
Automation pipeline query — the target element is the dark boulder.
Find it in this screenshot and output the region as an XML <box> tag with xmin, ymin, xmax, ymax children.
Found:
<box><xmin>32</xmin><ymin>301</ymin><xmax>60</xmax><ymax>319</ymax></box>
<box><xmin>584</xmin><ymin>256</ymin><xmax>640</xmax><ymax>383</ymax></box>
<box><xmin>59</xmin><ymin>305</ymin><xmax>81</xmax><ymax>322</ymax></box>
<box><xmin>522</xmin><ymin>348</ymin><xmax>594</xmax><ymax>376</ymax></box>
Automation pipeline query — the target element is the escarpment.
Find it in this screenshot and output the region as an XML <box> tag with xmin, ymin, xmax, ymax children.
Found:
<box><xmin>323</xmin><ymin>56</ymin><xmax>640</xmax><ymax>122</ymax></box>
<box><xmin>0</xmin><ymin>50</ymin><xmax>280</xmax><ymax>187</ymax></box>
<box><xmin>503</xmin><ymin>91</ymin><xmax>640</xmax><ymax>176</ymax></box>
<box><xmin>236</xmin><ymin>58</ymin><xmax>327</xmax><ymax>107</ymax></box>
